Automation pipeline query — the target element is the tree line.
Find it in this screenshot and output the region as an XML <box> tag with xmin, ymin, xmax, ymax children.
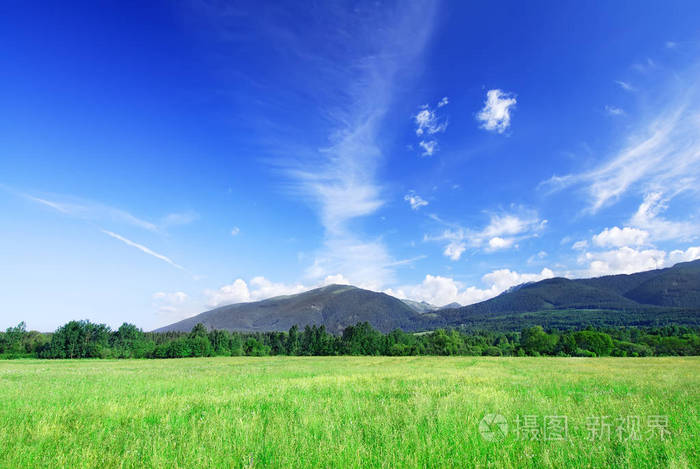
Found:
<box><xmin>1</xmin><ymin>321</ymin><xmax>699</xmax><ymax>359</ymax></box>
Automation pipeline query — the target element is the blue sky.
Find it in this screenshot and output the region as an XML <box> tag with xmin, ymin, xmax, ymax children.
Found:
<box><xmin>2</xmin><ymin>1</ymin><xmax>699</xmax><ymax>331</ymax></box>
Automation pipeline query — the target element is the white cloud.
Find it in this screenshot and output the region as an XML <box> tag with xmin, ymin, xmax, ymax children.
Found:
<box><xmin>101</xmin><ymin>229</ymin><xmax>186</xmax><ymax>271</ymax></box>
<box><xmin>592</xmin><ymin>226</ymin><xmax>649</xmax><ymax>248</ymax></box>
<box><xmin>204</xmin><ymin>274</ymin><xmax>349</xmax><ymax>308</ymax></box>
<box><xmin>160</xmin><ymin>211</ymin><xmax>198</xmax><ymax>228</ymax></box>
<box><xmin>629</xmin><ymin>192</ymin><xmax>698</xmax><ymax>242</ymax></box>
<box><xmin>153</xmin><ymin>291</ymin><xmax>188</xmax><ymax>303</ymax></box>
<box><xmin>572</xmin><ymin>240</ymin><xmax>589</xmax><ymax>250</ymax></box>
<box><xmin>668</xmin><ymin>246</ymin><xmax>700</xmax><ymax>264</ymax></box>
<box><xmin>204</xmin><ymin>279</ymin><xmax>251</xmax><ymax>307</ymax></box>
<box><xmin>231</xmin><ymin>226</ymin><xmax>240</xmax><ymax>236</ymax></box>
<box><xmin>305</xmin><ymin>236</ymin><xmax>395</xmax><ymax>290</ymax></box>
<box><xmin>152</xmin><ymin>291</ymin><xmax>189</xmax><ymax>314</ymax></box>
<box><xmin>25</xmin><ymin>194</ymin><xmax>159</xmax><ymax>232</ymax></box>
<box><xmin>581</xmin><ymin>247</ymin><xmax>666</xmax><ymax>277</ymax></box>
<box><xmin>477</xmin><ymin>89</ymin><xmax>516</xmax><ymax>134</ymax></box>
<box><xmin>615</xmin><ymin>80</ymin><xmax>634</xmax><ymax>92</ymax></box>
<box><xmin>666</xmin><ymin>41</ymin><xmax>677</xmax><ymax>49</ymax></box>
<box><xmin>542</xmin><ymin>86</ymin><xmax>700</xmax><ymax>214</ymax></box>
<box><xmin>428</xmin><ymin>209</ymin><xmax>545</xmax><ymax>260</ymax></box>
<box><xmin>414</xmin><ymin>107</ymin><xmax>448</xmax><ymax>136</ymax></box>
<box><xmin>277</xmin><ymin>3</ymin><xmax>437</xmax><ymax>291</ymax></box>
<box><xmin>488</xmin><ymin>237</ymin><xmax>514</xmax><ymax>250</ymax></box>
<box><xmin>388</xmin><ymin>268</ymin><xmax>554</xmax><ymax>307</ymax></box>
<box><xmin>404</xmin><ymin>192</ymin><xmax>428</xmax><ymax>210</ymax></box>
<box><xmin>605</xmin><ymin>105</ymin><xmax>625</xmax><ymax>116</ymax></box>
<box><xmin>247</xmin><ymin>277</ymin><xmax>307</xmax><ymax>300</ymax></box>
<box><xmin>418</xmin><ymin>140</ymin><xmax>438</xmax><ymax>156</ymax></box>
<box><xmin>527</xmin><ymin>251</ymin><xmax>548</xmax><ymax>264</ymax></box>
<box><xmin>322</xmin><ymin>274</ymin><xmax>351</xmax><ymax>285</ymax></box>
<box><xmin>152</xmin><ymin>291</ymin><xmax>193</xmax><ymax>319</ymax></box>
<box><xmin>413</xmin><ymin>98</ymin><xmax>448</xmax><ymax>156</ymax></box>
<box><xmin>443</xmin><ymin>242</ymin><xmax>466</xmax><ymax>261</ymax></box>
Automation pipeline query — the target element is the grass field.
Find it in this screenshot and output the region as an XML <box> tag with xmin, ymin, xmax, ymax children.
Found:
<box><xmin>0</xmin><ymin>357</ymin><xmax>698</xmax><ymax>468</ymax></box>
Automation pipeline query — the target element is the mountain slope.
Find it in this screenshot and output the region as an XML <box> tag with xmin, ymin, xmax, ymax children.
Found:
<box><xmin>156</xmin><ymin>260</ymin><xmax>700</xmax><ymax>334</ymax></box>
<box><xmin>432</xmin><ymin>259</ymin><xmax>700</xmax><ymax>331</ymax></box>
<box><xmin>155</xmin><ymin>284</ymin><xmax>423</xmax><ymax>334</ymax></box>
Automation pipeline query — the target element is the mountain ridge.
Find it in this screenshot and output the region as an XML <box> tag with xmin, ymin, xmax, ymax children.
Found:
<box><xmin>156</xmin><ymin>260</ymin><xmax>700</xmax><ymax>333</ymax></box>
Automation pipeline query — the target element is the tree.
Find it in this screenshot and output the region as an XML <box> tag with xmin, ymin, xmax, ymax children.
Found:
<box><xmin>287</xmin><ymin>325</ymin><xmax>300</xmax><ymax>355</ymax></box>
<box><xmin>573</xmin><ymin>331</ymin><xmax>613</xmax><ymax>356</ymax></box>
<box><xmin>244</xmin><ymin>338</ymin><xmax>270</xmax><ymax>356</ymax></box>
<box><xmin>520</xmin><ymin>326</ymin><xmax>557</xmax><ymax>356</ymax></box>
<box><xmin>3</xmin><ymin>322</ymin><xmax>27</xmax><ymax>356</ymax></box>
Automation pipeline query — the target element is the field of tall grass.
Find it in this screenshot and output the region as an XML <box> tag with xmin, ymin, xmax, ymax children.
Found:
<box><xmin>0</xmin><ymin>357</ymin><xmax>697</xmax><ymax>468</ymax></box>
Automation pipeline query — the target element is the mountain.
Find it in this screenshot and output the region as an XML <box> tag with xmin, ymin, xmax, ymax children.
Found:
<box><xmin>401</xmin><ymin>299</ymin><xmax>439</xmax><ymax>313</ymax></box>
<box><xmin>156</xmin><ymin>260</ymin><xmax>700</xmax><ymax>334</ymax></box>
<box><xmin>155</xmin><ymin>284</ymin><xmax>424</xmax><ymax>334</ymax></box>
<box><xmin>431</xmin><ymin>259</ymin><xmax>700</xmax><ymax>331</ymax></box>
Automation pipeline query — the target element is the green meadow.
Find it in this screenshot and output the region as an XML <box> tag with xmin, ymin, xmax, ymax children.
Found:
<box><xmin>0</xmin><ymin>357</ymin><xmax>698</xmax><ymax>468</ymax></box>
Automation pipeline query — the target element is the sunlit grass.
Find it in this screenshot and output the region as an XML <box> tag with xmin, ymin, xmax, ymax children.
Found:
<box><xmin>0</xmin><ymin>357</ymin><xmax>698</xmax><ymax>468</ymax></box>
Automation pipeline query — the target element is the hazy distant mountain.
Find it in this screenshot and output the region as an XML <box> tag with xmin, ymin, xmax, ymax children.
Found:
<box><xmin>155</xmin><ymin>284</ymin><xmax>424</xmax><ymax>334</ymax></box>
<box><xmin>401</xmin><ymin>299</ymin><xmax>439</xmax><ymax>313</ymax></box>
<box><xmin>156</xmin><ymin>260</ymin><xmax>700</xmax><ymax>333</ymax></box>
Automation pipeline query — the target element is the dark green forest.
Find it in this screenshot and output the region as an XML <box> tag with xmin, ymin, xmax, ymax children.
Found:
<box><xmin>1</xmin><ymin>320</ymin><xmax>699</xmax><ymax>359</ymax></box>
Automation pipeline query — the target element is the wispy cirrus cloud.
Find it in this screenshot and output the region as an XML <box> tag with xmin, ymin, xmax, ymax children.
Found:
<box><xmin>260</xmin><ymin>2</ymin><xmax>439</xmax><ymax>288</ymax></box>
<box><xmin>615</xmin><ymin>80</ymin><xmax>635</xmax><ymax>92</ymax></box>
<box><xmin>22</xmin><ymin>192</ymin><xmax>196</xmax><ymax>233</ymax></box>
<box><xmin>542</xmin><ymin>72</ymin><xmax>700</xmax><ymax>222</ymax></box>
<box><xmin>101</xmin><ymin>229</ymin><xmax>187</xmax><ymax>271</ymax></box>
<box><xmin>605</xmin><ymin>105</ymin><xmax>625</xmax><ymax>116</ymax></box>
<box><xmin>8</xmin><ymin>188</ymin><xmax>192</xmax><ymax>273</ymax></box>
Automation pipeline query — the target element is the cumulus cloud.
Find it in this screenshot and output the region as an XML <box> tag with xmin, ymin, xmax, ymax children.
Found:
<box><xmin>231</xmin><ymin>226</ymin><xmax>240</xmax><ymax>236</ymax></box>
<box><xmin>443</xmin><ymin>242</ymin><xmax>466</xmax><ymax>261</ymax></box>
<box><xmin>668</xmin><ymin>246</ymin><xmax>700</xmax><ymax>264</ymax></box>
<box><xmin>387</xmin><ymin>268</ymin><xmax>554</xmax><ymax>307</ymax></box>
<box><xmin>580</xmin><ymin>246</ymin><xmax>666</xmax><ymax>277</ymax></box>
<box><xmin>437</xmin><ymin>96</ymin><xmax>449</xmax><ymax>107</ymax></box>
<box><xmin>477</xmin><ymin>89</ymin><xmax>516</xmax><ymax>134</ymax></box>
<box><xmin>592</xmin><ymin>226</ymin><xmax>649</xmax><ymax>248</ymax></box>
<box><xmin>488</xmin><ymin>237</ymin><xmax>514</xmax><ymax>250</ymax></box>
<box><xmin>205</xmin><ymin>277</ymin><xmax>307</xmax><ymax>307</ymax></box>
<box><xmin>204</xmin><ymin>273</ymin><xmax>354</xmax><ymax>308</ymax></box>
<box><xmin>322</xmin><ymin>274</ymin><xmax>351</xmax><ymax>285</ymax></box>
<box><xmin>404</xmin><ymin>192</ymin><xmax>428</xmax><ymax>210</ymax></box>
<box><xmin>428</xmin><ymin>209</ymin><xmax>546</xmax><ymax>260</ymax></box>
